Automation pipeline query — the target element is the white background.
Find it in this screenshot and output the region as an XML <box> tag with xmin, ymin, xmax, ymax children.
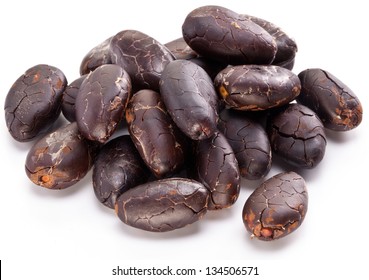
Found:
<box><xmin>0</xmin><ymin>0</ymin><xmax>368</xmax><ymax>279</ymax></box>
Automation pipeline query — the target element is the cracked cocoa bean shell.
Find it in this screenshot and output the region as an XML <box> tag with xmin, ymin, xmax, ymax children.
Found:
<box><xmin>192</xmin><ymin>131</ymin><xmax>240</xmax><ymax>210</ymax></box>
<box><xmin>61</xmin><ymin>75</ymin><xmax>87</xmax><ymax>122</ymax></box>
<box><xmin>267</xmin><ymin>103</ymin><xmax>327</xmax><ymax>168</ymax></box>
<box><xmin>214</xmin><ymin>65</ymin><xmax>301</xmax><ymax>111</ymax></box>
<box><xmin>159</xmin><ymin>59</ymin><xmax>219</xmax><ymax>140</ymax></box>
<box><xmin>297</xmin><ymin>68</ymin><xmax>363</xmax><ymax>131</ymax></box>
<box><xmin>218</xmin><ymin>109</ymin><xmax>272</xmax><ymax>180</ymax></box>
<box><xmin>240</xmin><ymin>14</ymin><xmax>297</xmax><ymax>69</ymax></box>
<box><xmin>115</xmin><ymin>178</ymin><xmax>209</xmax><ymax>232</ymax></box>
<box><xmin>93</xmin><ymin>135</ymin><xmax>149</xmax><ymax>209</ymax></box>
<box><xmin>164</xmin><ymin>37</ymin><xmax>198</xmax><ymax>60</ymax></box>
<box><xmin>25</xmin><ymin>122</ymin><xmax>95</xmax><ymax>189</ymax></box>
<box><xmin>242</xmin><ymin>171</ymin><xmax>308</xmax><ymax>241</ymax></box>
<box><xmin>110</xmin><ymin>29</ymin><xmax>175</xmax><ymax>92</ymax></box>
<box><xmin>182</xmin><ymin>5</ymin><xmax>277</xmax><ymax>65</ymax></box>
<box><xmin>4</xmin><ymin>64</ymin><xmax>67</xmax><ymax>142</ymax></box>
<box><xmin>126</xmin><ymin>89</ymin><xmax>186</xmax><ymax>178</ymax></box>
<box><xmin>75</xmin><ymin>64</ymin><xmax>131</xmax><ymax>143</ymax></box>
<box><xmin>79</xmin><ymin>36</ymin><xmax>113</xmax><ymax>75</ymax></box>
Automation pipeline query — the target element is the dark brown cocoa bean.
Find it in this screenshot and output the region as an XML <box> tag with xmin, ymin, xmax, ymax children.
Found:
<box><xmin>297</xmin><ymin>68</ymin><xmax>363</xmax><ymax>131</ymax></box>
<box><xmin>126</xmin><ymin>89</ymin><xmax>186</xmax><ymax>178</ymax></box>
<box><xmin>4</xmin><ymin>64</ymin><xmax>67</xmax><ymax>142</ymax></box>
<box><xmin>115</xmin><ymin>178</ymin><xmax>209</xmax><ymax>232</ymax></box>
<box><xmin>242</xmin><ymin>171</ymin><xmax>308</xmax><ymax>241</ymax></box>
<box><xmin>214</xmin><ymin>65</ymin><xmax>301</xmax><ymax>111</ymax></box>
<box><xmin>182</xmin><ymin>5</ymin><xmax>277</xmax><ymax>65</ymax></box>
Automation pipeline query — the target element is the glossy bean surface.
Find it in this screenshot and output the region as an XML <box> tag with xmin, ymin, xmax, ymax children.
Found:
<box><xmin>126</xmin><ymin>89</ymin><xmax>186</xmax><ymax>178</ymax></box>
<box><xmin>115</xmin><ymin>178</ymin><xmax>209</xmax><ymax>232</ymax></box>
<box><xmin>61</xmin><ymin>75</ymin><xmax>87</xmax><ymax>122</ymax></box>
<box><xmin>240</xmin><ymin>14</ymin><xmax>297</xmax><ymax>68</ymax></box>
<box><xmin>110</xmin><ymin>30</ymin><xmax>175</xmax><ymax>91</ymax></box>
<box><xmin>214</xmin><ymin>65</ymin><xmax>301</xmax><ymax>111</ymax></box>
<box><xmin>165</xmin><ymin>37</ymin><xmax>198</xmax><ymax>60</ymax></box>
<box><xmin>93</xmin><ymin>135</ymin><xmax>149</xmax><ymax>209</ymax></box>
<box><xmin>242</xmin><ymin>171</ymin><xmax>308</xmax><ymax>241</ymax></box>
<box><xmin>182</xmin><ymin>5</ymin><xmax>277</xmax><ymax>65</ymax></box>
<box><xmin>298</xmin><ymin>68</ymin><xmax>363</xmax><ymax>131</ymax></box>
<box><xmin>4</xmin><ymin>64</ymin><xmax>67</xmax><ymax>142</ymax></box>
<box><xmin>193</xmin><ymin>131</ymin><xmax>240</xmax><ymax>210</ymax></box>
<box><xmin>79</xmin><ymin>36</ymin><xmax>113</xmax><ymax>75</ymax></box>
<box><xmin>25</xmin><ymin>122</ymin><xmax>94</xmax><ymax>189</ymax></box>
<box><xmin>267</xmin><ymin>103</ymin><xmax>326</xmax><ymax>168</ymax></box>
<box><xmin>160</xmin><ymin>60</ymin><xmax>219</xmax><ymax>140</ymax></box>
<box><xmin>218</xmin><ymin>109</ymin><xmax>272</xmax><ymax>180</ymax></box>
<box><xmin>76</xmin><ymin>64</ymin><xmax>131</xmax><ymax>143</ymax></box>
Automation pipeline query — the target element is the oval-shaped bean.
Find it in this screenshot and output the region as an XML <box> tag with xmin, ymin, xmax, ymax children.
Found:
<box><xmin>240</xmin><ymin>14</ymin><xmax>297</xmax><ymax>69</ymax></box>
<box><xmin>165</xmin><ymin>37</ymin><xmax>198</xmax><ymax>60</ymax></box>
<box><xmin>126</xmin><ymin>89</ymin><xmax>186</xmax><ymax>178</ymax></box>
<box><xmin>182</xmin><ymin>5</ymin><xmax>277</xmax><ymax>65</ymax></box>
<box><xmin>4</xmin><ymin>64</ymin><xmax>67</xmax><ymax>142</ymax></box>
<box><xmin>218</xmin><ymin>109</ymin><xmax>272</xmax><ymax>180</ymax></box>
<box><xmin>93</xmin><ymin>135</ymin><xmax>149</xmax><ymax>209</ymax></box>
<box><xmin>297</xmin><ymin>68</ymin><xmax>363</xmax><ymax>131</ymax></box>
<box><xmin>115</xmin><ymin>178</ymin><xmax>209</xmax><ymax>232</ymax></box>
<box><xmin>25</xmin><ymin>122</ymin><xmax>94</xmax><ymax>189</ymax></box>
<box><xmin>160</xmin><ymin>59</ymin><xmax>219</xmax><ymax>140</ymax></box>
<box><xmin>76</xmin><ymin>64</ymin><xmax>131</xmax><ymax>143</ymax></box>
<box><xmin>192</xmin><ymin>131</ymin><xmax>240</xmax><ymax>210</ymax></box>
<box><xmin>61</xmin><ymin>75</ymin><xmax>87</xmax><ymax>122</ymax></box>
<box><xmin>242</xmin><ymin>171</ymin><xmax>308</xmax><ymax>241</ymax></box>
<box><xmin>79</xmin><ymin>36</ymin><xmax>113</xmax><ymax>75</ymax></box>
<box><xmin>267</xmin><ymin>103</ymin><xmax>327</xmax><ymax>168</ymax></box>
<box><xmin>214</xmin><ymin>65</ymin><xmax>301</xmax><ymax>111</ymax></box>
<box><xmin>110</xmin><ymin>30</ymin><xmax>175</xmax><ymax>91</ymax></box>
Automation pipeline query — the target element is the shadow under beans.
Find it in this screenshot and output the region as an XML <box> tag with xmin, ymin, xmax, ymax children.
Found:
<box><xmin>324</xmin><ymin>128</ymin><xmax>357</xmax><ymax>144</ymax></box>
<box><xmin>114</xmin><ymin>201</ymin><xmax>237</xmax><ymax>239</ymax></box>
<box><xmin>244</xmin><ymin>228</ymin><xmax>301</xmax><ymax>251</ymax></box>
<box><xmin>268</xmin><ymin>154</ymin><xmax>324</xmax><ymax>184</ymax></box>
<box><xmin>240</xmin><ymin>177</ymin><xmax>263</xmax><ymax>191</ymax></box>
<box><xmin>116</xmin><ymin>219</ymin><xmax>202</xmax><ymax>240</ymax></box>
<box><xmin>93</xmin><ymin>196</ymin><xmax>117</xmax><ymax>216</ymax></box>
<box><xmin>202</xmin><ymin>205</ymin><xmax>237</xmax><ymax>221</ymax></box>
<box><xmin>6</xmin><ymin>136</ymin><xmax>35</xmax><ymax>152</ymax></box>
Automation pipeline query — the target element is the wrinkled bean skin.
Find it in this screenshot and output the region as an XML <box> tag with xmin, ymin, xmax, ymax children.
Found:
<box><xmin>76</xmin><ymin>64</ymin><xmax>131</xmax><ymax>143</ymax></box>
<box><xmin>218</xmin><ymin>109</ymin><xmax>272</xmax><ymax>180</ymax></box>
<box><xmin>115</xmin><ymin>178</ymin><xmax>209</xmax><ymax>232</ymax></box>
<box><xmin>25</xmin><ymin>122</ymin><xmax>94</xmax><ymax>189</ymax></box>
<box><xmin>4</xmin><ymin>64</ymin><xmax>67</xmax><ymax>142</ymax></box>
<box><xmin>126</xmin><ymin>89</ymin><xmax>186</xmax><ymax>178</ymax></box>
<box><xmin>182</xmin><ymin>5</ymin><xmax>277</xmax><ymax>65</ymax></box>
<box><xmin>110</xmin><ymin>30</ymin><xmax>175</xmax><ymax>91</ymax></box>
<box><xmin>240</xmin><ymin>14</ymin><xmax>297</xmax><ymax>69</ymax></box>
<box><xmin>193</xmin><ymin>131</ymin><xmax>240</xmax><ymax>210</ymax></box>
<box><xmin>242</xmin><ymin>171</ymin><xmax>308</xmax><ymax>241</ymax></box>
<box><xmin>160</xmin><ymin>60</ymin><xmax>219</xmax><ymax>140</ymax></box>
<box><xmin>214</xmin><ymin>65</ymin><xmax>301</xmax><ymax>111</ymax></box>
<box><xmin>267</xmin><ymin>103</ymin><xmax>327</xmax><ymax>168</ymax></box>
<box><xmin>297</xmin><ymin>68</ymin><xmax>363</xmax><ymax>131</ymax></box>
<box><xmin>93</xmin><ymin>135</ymin><xmax>149</xmax><ymax>209</ymax></box>
<box><xmin>165</xmin><ymin>37</ymin><xmax>198</xmax><ymax>60</ymax></box>
<box><xmin>61</xmin><ymin>75</ymin><xmax>87</xmax><ymax>122</ymax></box>
<box><xmin>80</xmin><ymin>37</ymin><xmax>113</xmax><ymax>75</ymax></box>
